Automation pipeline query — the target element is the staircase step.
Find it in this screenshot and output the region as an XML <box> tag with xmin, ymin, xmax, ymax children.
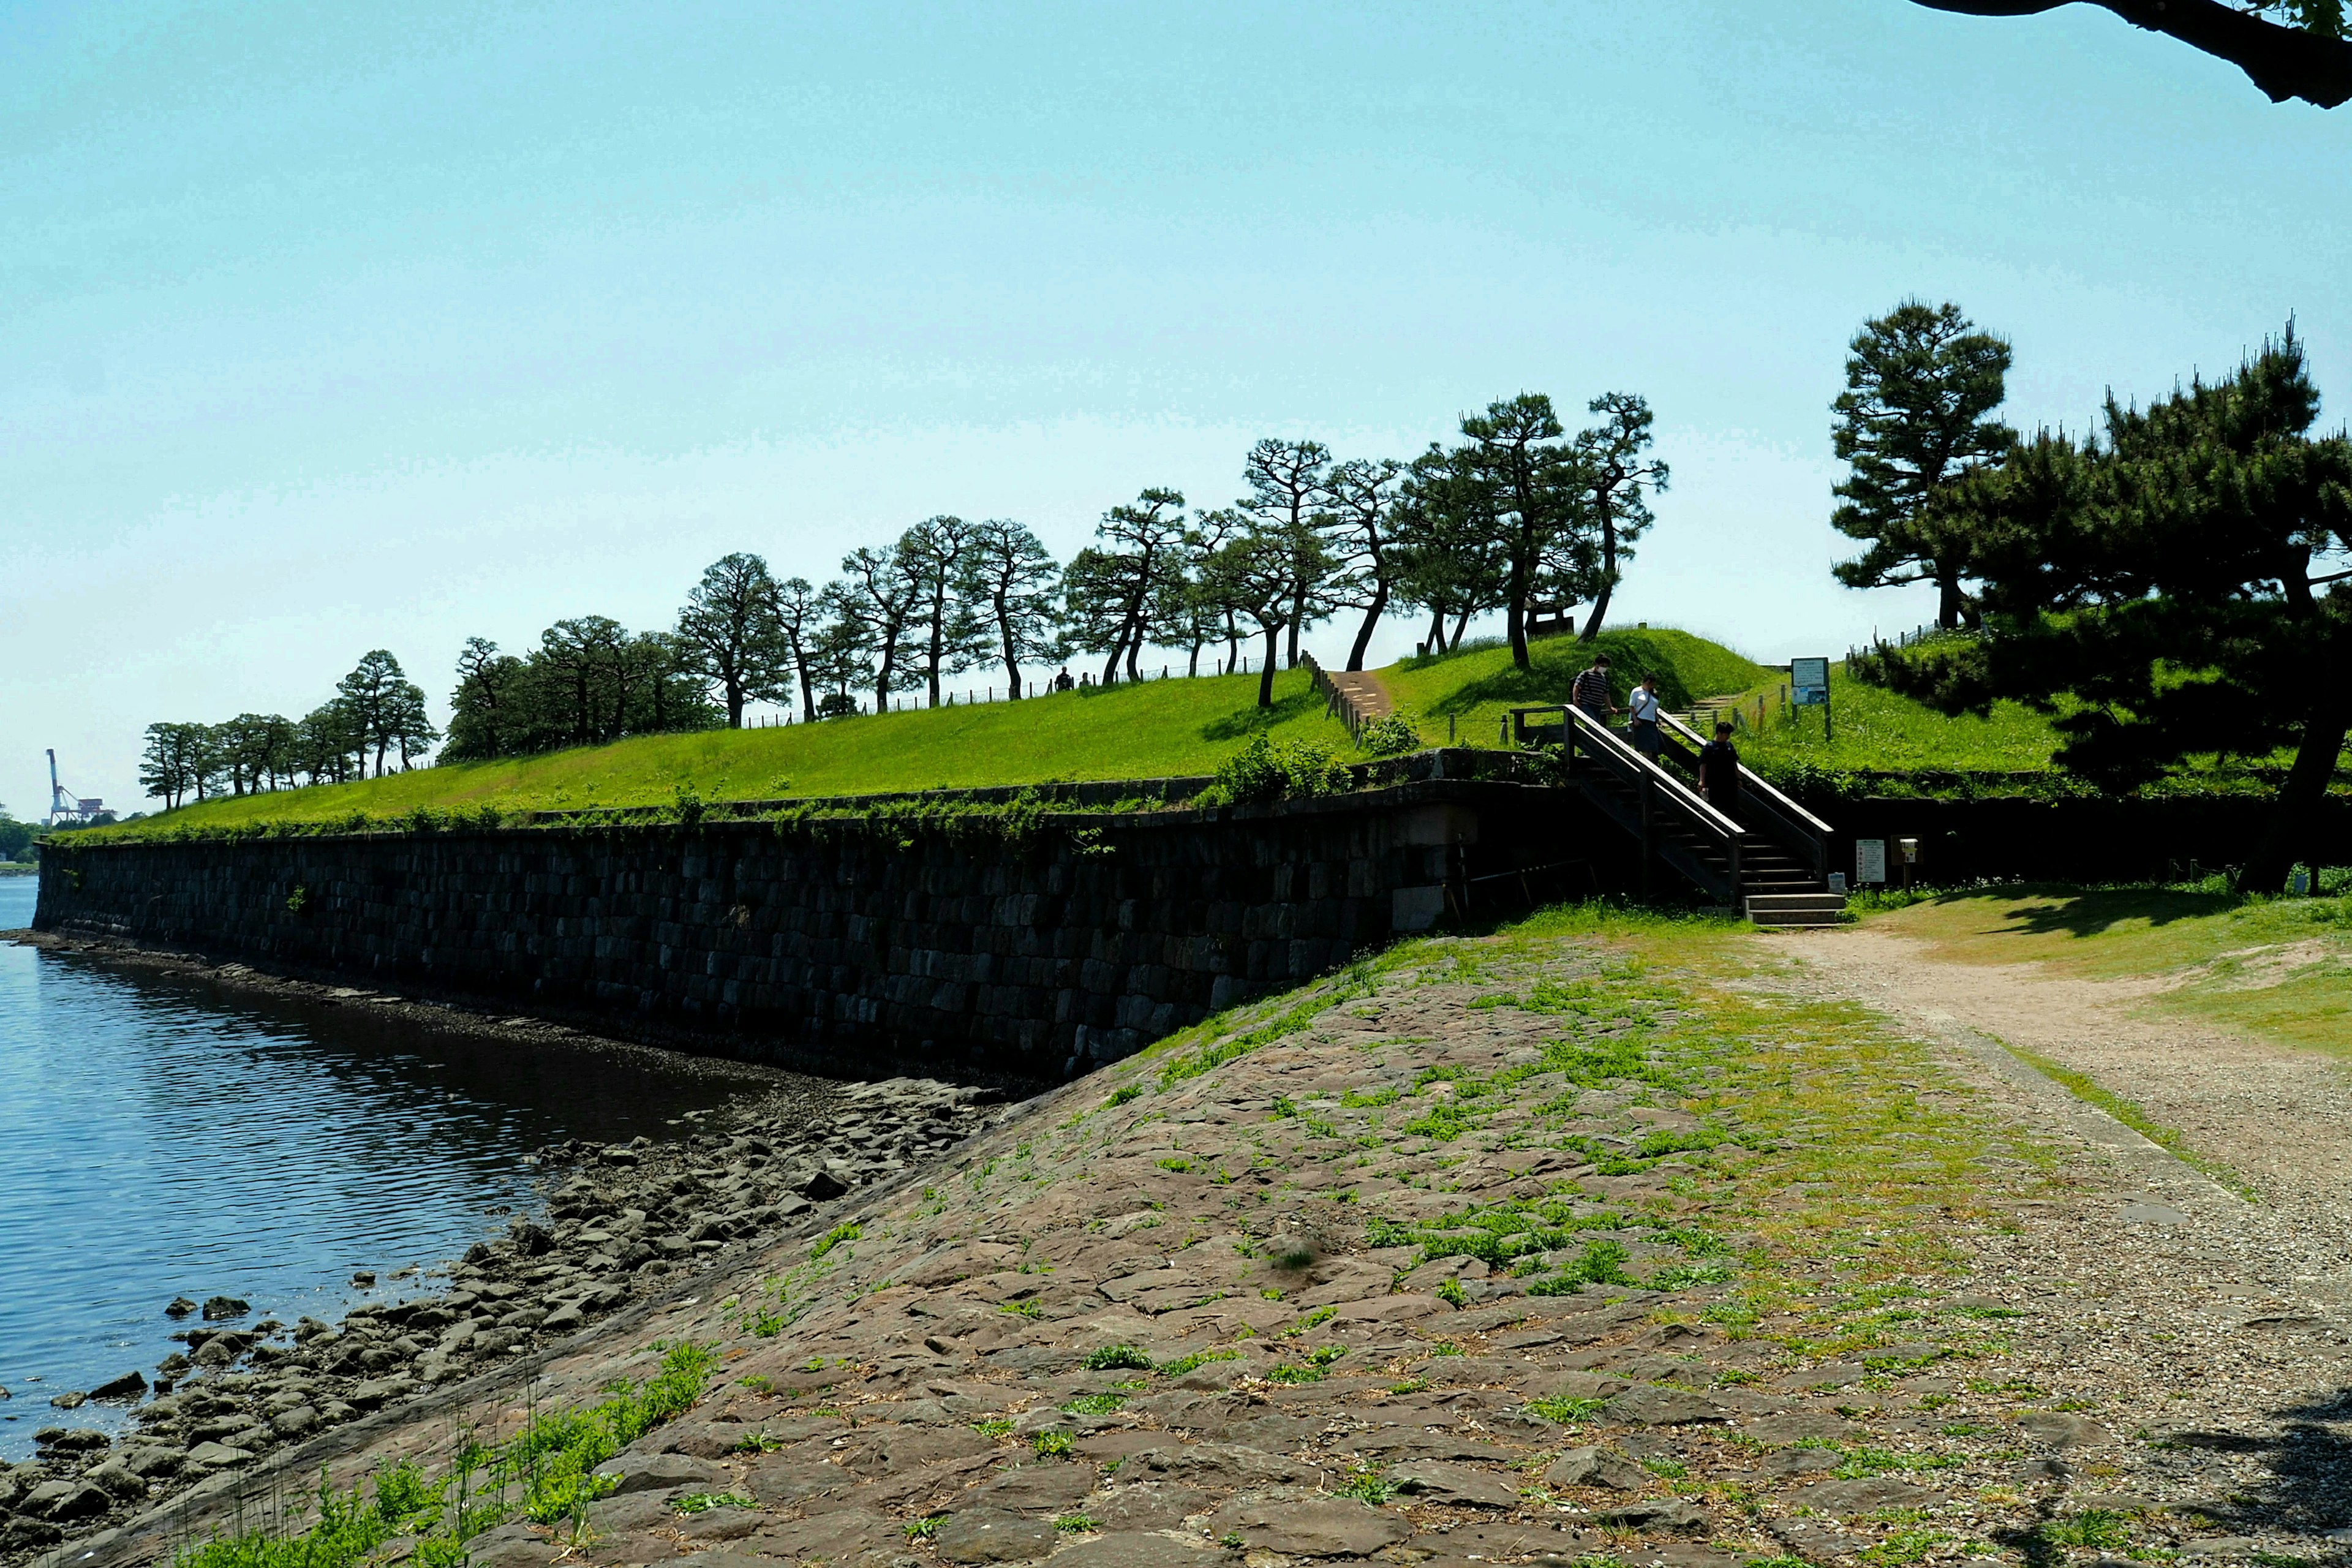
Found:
<box><xmin>1745</xmin><ymin>891</ymin><xmax>1848</xmax><ymax>929</ymax></box>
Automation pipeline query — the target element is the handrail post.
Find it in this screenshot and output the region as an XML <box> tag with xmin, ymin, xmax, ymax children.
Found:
<box><xmin>1638</xmin><ymin>772</ymin><xmax>1654</xmax><ymax>900</ymax></box>
<box><xmin>1728</xmin><ymin>837</ymin><xmax>1743</xmax><ymax>909</ymax></box>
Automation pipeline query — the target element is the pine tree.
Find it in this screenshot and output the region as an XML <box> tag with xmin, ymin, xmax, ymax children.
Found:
<box><xmin>1830</xmin><ymin>300</ymin><xmax>2013</xmax><ymax>629</ymax></box>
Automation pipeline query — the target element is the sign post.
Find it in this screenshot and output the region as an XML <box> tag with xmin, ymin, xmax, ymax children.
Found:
<box><xmin>1790</xmin><ymin>657</ymin><xmax>1831</xmax><ymax>742</ymax></box>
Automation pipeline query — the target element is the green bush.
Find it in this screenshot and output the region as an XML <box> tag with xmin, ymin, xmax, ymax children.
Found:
<box><xmin>1203</xmin><ymin>734</ymin><xmax>1353</xmax><ymax>805</ymax></box>
<box><xmin>1355</xmin><ymin>715</ymin><xmax>1421</xmax><ymax>756</ymax></box>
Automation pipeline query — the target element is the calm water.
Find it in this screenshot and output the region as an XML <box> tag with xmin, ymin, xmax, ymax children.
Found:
<box><xmin>0</xmin><ymin>876</ymin><xmax>752</xmax><ymax>1460</ymax></box>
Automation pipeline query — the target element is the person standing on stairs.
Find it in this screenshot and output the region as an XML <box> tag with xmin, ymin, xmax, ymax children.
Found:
<box><xmin>1572</xmin><ymin>654</ymin><xmax>1615</xmax><ymax>729</ymax></box>
<box><xmin>1627</xmin><ymin>673</ymin><xmax>1663</xmax><ymax>759</ymax></box>
<box><xmin>1697</xmin><ymin>720</ymin><xmax>1742</xmax><ymax>812</ymax></box>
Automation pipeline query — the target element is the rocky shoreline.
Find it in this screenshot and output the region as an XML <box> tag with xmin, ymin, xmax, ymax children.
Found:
<box><xmin>0</xmin><ymin>938</ymin><xmax>1013</xmax><ymax>1564</ymax></box>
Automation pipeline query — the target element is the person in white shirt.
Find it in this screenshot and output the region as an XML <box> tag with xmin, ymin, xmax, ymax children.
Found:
<box><xmin>1627</xmin><ymin>674</ymin><xmax>1664</xmax><ymax>758</ymax></box>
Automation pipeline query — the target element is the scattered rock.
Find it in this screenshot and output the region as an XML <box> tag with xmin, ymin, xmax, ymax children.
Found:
<box><xmin>87</xmin><ymin>1370</ymin><xmax>146</xmax><ymax>1401</ymax></box>
<box><xmin>1790</xmin><ymin>1476</ymin><xmax>1942</xmax><ymax>1516</ymax></box>
<box><xmin>589</xmin><ymin>1452</ymin><xmax>715</xmax><ymax>1496</ymax></box>
<box><xmin>164</xmin><ymin>1297</ymin><xmax>198</xmax><ymax>1319</ymax></box>
<box><xmin>184</xmin><ymin>1442</ymin><xmax>255</xmax><ymax>1470</ymax></box>
<box><xmin>85</xmin><ymin>1462</ymin><xmax>148</xmax><ymax>1503</ymax></box>
<box><xmin>2016</xmin><ymin>1411</ymin><xmax>2109</xmax><ymax>1449</ymax></box>
<box><xmin>1389</xmin><ymin>1460</ymin><xmax>1521</xmax><ymax>1508</ymax></box>
<box><xmin>201</xmin><ymin>1296</ymin><xmax>251</xmax><ymax>1321</ymax></box>
<box><xmin>1588</xmin><ymin>1498</ymin><xmax>1710</xmax><ymax>1534</ymax></box>
<box><xmin>1207</xmin><ymin>1499</ymin><xmax>1412</xmax><ymax>1558</ymax></box>
<box><xmin>462</xmin><ymin>1521</ymin><xmax>554</xmax><ymax>1568</ymax></box>
<box><xmin>1046</xmin><ymin>1534</ymin><xmax>1232</xmax><ymax>1568</ymax></box>
<box><xmin>1544</xmin><ymin>1446</ymin><xmax>1646</xmax><ymax>1490</ymax></box>
<box><xmin>932</xmin><ymin>1510</ymin><xmax>1059</xmax><ymax>1564</ymax></box>
<box><xmin>1606</xmin><ymin>1385</ymin><xmax>1730</xmax><ymax>1425</ymax></box>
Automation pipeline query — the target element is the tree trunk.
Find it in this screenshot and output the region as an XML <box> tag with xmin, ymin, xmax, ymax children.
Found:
<box><xmin>1507</xmin><ymin>590</ymin><xmax>1529</xmax><ymax>670</ymax></box>
<box><xmin>1000</xmin><ymin>616</ymin><xmax>1023</xmax><ymax>699</ymax></box>
<box><xmin>1581</xmin><ymin>515</ymin><xmax>1618</xmax><ymax>643</ymax></box>
<box><xmin>1348</xmin><ymin>584</ymin><xmax>1388</xmax><ymax>671</ymax></box>
<box><xmin>1425</xmin><ymin>606</ymin><xmax>1447</xmax><ymax>654</ymax></box>
<box><xmin>726</xmin><ymin>682</ymin><xmax>744</xmax><ymax>729</ymax></box>
<box><xmin>1581</xmin><ymin>582</ymin><xmax>1614</xmax><ymax>643</ymax></box>
<box><xmin>1257</xmin><ymin>625</ymin><xmax>1281</xmax><ymax>709</ymax></box>
<box><xmin>1451</xmin><ymin>609</ymin><xmax>1470</xmax><ymax>647</ymax></box>
<box><xmin>2239</xmin><ymin>696</ymin><xmax>2352</xmax><ymax>894</ymax></box>
<box><xmin>1286</xmin><ymin>589</ymin><xmax>1303</xmax><ymax>668</ymax></box>
<box><xmin>1937</xmin><ymin>575</ymin><xmax>1967</xmax><ymax>630</ymax></box>
<box><xmin>797</xmin><ymin>663</ymin><xmax>816</xmax><ymax>723</ymax></box>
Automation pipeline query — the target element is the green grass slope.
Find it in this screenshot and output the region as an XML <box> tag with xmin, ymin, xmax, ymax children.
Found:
<box><xmin>97</xmin><ymin>627</ymin><xmax>2076</xmax><ymax>842</ymax></box>
<box><xmin>1712</xmin><ymin>664</ymin><xmax>2060</xmax><ymax>775</ymax></box>
<box><xmin>1378</xmin><ymin>633</ymin><xmax>2060</xmax><ymax>775</ymax></box>
<box><xmin>1380</xmin><ymin>627</ymin><xmax>1772</xmax><ymax>746</ymax></box>
<box><xmin>108</xmin><ymin>669</ymin><xmax>1352</xmax><ymax>837</ymax></box>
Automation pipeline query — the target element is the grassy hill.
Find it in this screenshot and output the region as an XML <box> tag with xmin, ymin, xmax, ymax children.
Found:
<box><xmin>1380</xmin><ymin>630</ymin><xmax>2062</xmax><ymax>774</ymax></box>
<box><xmin>92</xmin><ymin>628</ymin><xmax>2077</xmax><ymax>842</ymax></box>
<box><xmin>107</xmin><ymin>669</ymin><xmax>1352</xmax><ymax>837</ymax></box>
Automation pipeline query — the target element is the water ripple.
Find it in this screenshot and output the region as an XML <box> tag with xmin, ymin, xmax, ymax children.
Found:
<box><xmin>0</xmin><ymin>878</ymin><xmax>740</xmax><ymax>1460</ymax></box>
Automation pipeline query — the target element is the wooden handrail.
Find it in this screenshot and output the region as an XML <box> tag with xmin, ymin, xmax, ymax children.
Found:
<box><xmin>1562</xmin><ymin>706</ymin><xmax>1743</xmax><ymax>843</ymax></box>
<box><xmin>1656</xmin><ymin>710</ymin><xmax>1833</xmax><ymax>838</ymax></box>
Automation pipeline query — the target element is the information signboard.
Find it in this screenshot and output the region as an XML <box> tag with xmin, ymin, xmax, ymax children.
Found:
<box><xmin>1855</xmin><ymin>839</ymin><xmax>1887</xmax><ymax>885</ymax></box>
<box><xmin>1791</xmin><ymin>657</ymin><xmax>1830</xmax><ymax>705</ymax></box>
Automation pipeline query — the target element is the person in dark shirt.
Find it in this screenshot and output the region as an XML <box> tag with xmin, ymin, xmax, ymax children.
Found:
<box><xmin>1571</xmin><ymin>654</ymin><xmax>1614</xmax><ymax>725</ymax></box>
<box><xmin>1697</xmin><ymin>720</ymin><xmax>1741</xmax><ymax>807</ymax></box>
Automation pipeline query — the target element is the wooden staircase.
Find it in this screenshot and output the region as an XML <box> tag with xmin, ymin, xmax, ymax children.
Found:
<box><xmin>1507</xmin><ymin>704</ymin><xmax>1847</xmax><ymax>927</ymax></box>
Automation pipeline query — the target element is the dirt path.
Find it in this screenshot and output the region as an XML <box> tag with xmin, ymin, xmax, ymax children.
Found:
<box><xmin>1767</xmin><ymin>924</ymin><xmax>2352</xmax><ymax>1560</ymax></box>
<box><xmin>1777</xmin><ymin>925</ymin><xmax>2352</xmax><ymax>1283</ymax></box>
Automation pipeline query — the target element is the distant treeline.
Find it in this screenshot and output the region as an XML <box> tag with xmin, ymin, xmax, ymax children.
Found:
<box><xmin>140</xmin><ymin>392</ymin><xmax>1665</xmax><ymax>799</ymax></box>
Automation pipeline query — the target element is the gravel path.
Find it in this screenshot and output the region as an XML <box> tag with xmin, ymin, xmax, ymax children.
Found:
<box><xmin>1779</xmin><ymin>925</ymin><xmax>2352</xmax><ymax>1559</ymax></box>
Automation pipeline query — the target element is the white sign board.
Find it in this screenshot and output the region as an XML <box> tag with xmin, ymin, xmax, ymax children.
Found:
<box><xmin>1855</xmin><ymin>839</ymin><xmax>1888</xmax><ymax>885</ymax></box>
<box><xmin>1792</xmin><ymin>657</ymin><xmax>1830</xmax><ymax>706</ymax></box>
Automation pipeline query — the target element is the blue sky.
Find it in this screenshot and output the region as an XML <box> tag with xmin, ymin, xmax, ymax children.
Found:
<box><xmin>2</xmin><ymin>0</ymin><xmax>2345</xmax><ymax>816</ymax></box>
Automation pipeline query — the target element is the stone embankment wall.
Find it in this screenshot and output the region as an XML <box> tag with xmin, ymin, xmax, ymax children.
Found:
<box><xmin>36</xmin><ymin>774</ymin><xmax>1559</xmax><ymax>1079</ymax></box>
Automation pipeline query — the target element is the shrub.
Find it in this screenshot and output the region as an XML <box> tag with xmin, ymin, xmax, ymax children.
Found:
<box><xmin>1204</xmin><ymin>734</ymin><xmax>1354</xmax><ymax>806</ymax></box>
<box><xmin>1355</xmin><ymin>715</ymin><xmax>1421</xmax><ymax>756</ymax></box>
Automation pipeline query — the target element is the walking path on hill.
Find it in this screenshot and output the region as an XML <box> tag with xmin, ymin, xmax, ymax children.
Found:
<box><xmin>1324</xmin><ymin>670</ymin><xmax>1393</xmax><ymax>720</ymax></box>
<box><xmin>36</xmin><ymin>916</ymin><xmax>2352</xmax><ymax>1568</ymax></box>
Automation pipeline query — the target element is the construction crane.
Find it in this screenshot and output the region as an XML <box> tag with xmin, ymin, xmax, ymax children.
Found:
<box><xmin>45</xmin><ymin>749</ymin><xmax>105</xmax><ymax>827</ymax></box>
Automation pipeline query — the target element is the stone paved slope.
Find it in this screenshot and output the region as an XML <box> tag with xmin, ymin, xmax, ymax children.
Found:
<box><xmin>45</xmin><ymin>911</ymin><xmax>2352</xmax><ymax>1568</ymax></box>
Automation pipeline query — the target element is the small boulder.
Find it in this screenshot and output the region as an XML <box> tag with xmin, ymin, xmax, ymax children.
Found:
<box><xmin>1791</xmin><ymin>1476</ymin><xmax>1941</xmax><ymax>1516</ymax></box>
<box><xmin>202</xmin><ymin>1295</ymin><xmax>251</xmax><ymax>1321</ymax></box>
<box><xmin>589</xmin><ymin>1452</ymin><xmax>714</xmax><ymax>1496</ymax></box>
<box><xmin>35</xmin><ymin>1427</ymin><xmax>110</xmax><ymax>1454</ymax></box>
<box><xmin>185</xmin><ymin>1441</ymin><xmax>256</xmax><ymax>1470</ymax></box>
<box><xmin>1544</xmin><ymin>1447</ymin><xmax>1646</xmax><ymax>1490</ymax></box>
<box><xmin>931</xmin><ymin>1510</ymin><xmax>1058</xmax><ymax>1564</ymax></box>
<box><xmin>1588</xmin><ymin>1497</ymin><xmax>1710</xmax><ymax>1534</ymax></box>
<box><xmin>85</xmin><ymin>1462</ymin><xmax>149</xmax><ymax>1502</ymax></box>
<box><xmin>272</xmin><ymin>1405</ymin><xmax>322</xmax><ymax>1439</ymax></box>
<box><xmin>164</xmin><ymin>1297</ymin><xmax>198</xmax><ymax>1319</ymax></box>
<box><xmin>1208</xmin><ymin>1499</ymin><xmax>1411</xmax><ymax>1558</ymax></box>
<box><xmin>801</xmin><ymin>1168</ymin><xmax>850</xmax><ymax>1202</ymax></box>
<box><xmin>88</xmin><ymin>1370</ymin><xmax>148</xmax><ymax>1401</ymax></box>
<box><xmin>1389</xmin><ymin>1460</ymin><xmax>1520</xmax><ymax>1509</ymax></box>
<box><xmin>462</xmin><ymin>1520</ymin><xmax>555</xmax><ymax>1568</ymax></box>
<box><xmin>2017</xmin><ymin>1411</ymin><xmax>2109</xmax><ymax>1450</ymax></box>
<box><xmin>1607</xmin><ymin>1385</ymin><xmax>1730</xmax><ymax>1426</ymax></box>
<box><xmin>1764</xmin><ymin>1447</ymin><xmax>1841</xmax><ymax>1479</ymax></box>
<box><xmin>29</xmin><ymin>1479</ymin><xmax>112</xmax><ymax>1521</ymax></box>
